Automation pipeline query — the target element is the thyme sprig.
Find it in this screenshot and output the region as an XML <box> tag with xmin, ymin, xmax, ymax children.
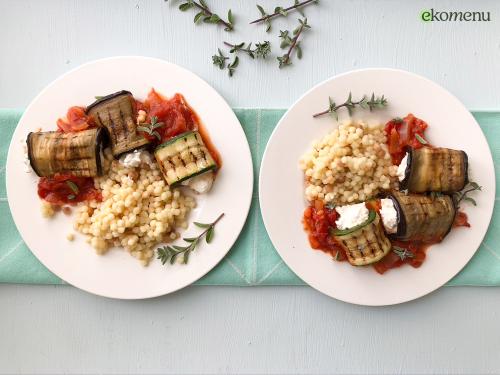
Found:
<box><xmin>173</xmin><ymin>0</ymin><xmax>234</xmax><ymax>31</ymax></box>
<box><xmin>454</xmin><ymin>181</ymin><xmax>482</xmax><ymax>207</ymax></box>
<box><xmin>156</xmin><ymin>213</ymin><xmax>224</xmax><ymax>265</ymax></box>
<box><xmin>312</xmin><ymin>93</ymin><xmax>388</xmax><ymax>119</ymax></box>
<box><xmin>251</xmin><ymin>0</ymin><xmax>319</xmax><ymax>32</ymax></box>
<box><xmin>278</xmin><ymin>18</ymin><xmax>310</xmax><ymax>68</ymax></box>
<box><xmin>137</xmin><ymin>116</ymin><xmax>164</xmax><ymax>141</ymax></box>
<box><xmin>223</xmin><ymin>41</ymin><xmax>271</xmax><ymax>59</ymax></box>
<box><xmin>393</xmin><ymin>246</ymin><xmax>415</xmax><ymax>261</ymax></box>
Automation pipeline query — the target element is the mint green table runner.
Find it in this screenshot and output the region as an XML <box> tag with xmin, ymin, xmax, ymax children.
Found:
<box><xmin>0</xmin><ymin>109</ymin><xmax>498</xmax><ymax>286</ymax></box>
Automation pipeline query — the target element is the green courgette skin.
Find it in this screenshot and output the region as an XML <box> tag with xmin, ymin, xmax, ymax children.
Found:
<box><xmin>333</xmin><ymin>210</ymin><xmax>376</xmax><ymax>236</ymax></box>
<box><xmin>154</xmin><ymin>130</ymin><xmax>217</xmax><ymax>186</ymax></box>
<box><xmin>333</xmin><ymin>210</ymin><xmax>392</xmax><ymax>266</ymax></box>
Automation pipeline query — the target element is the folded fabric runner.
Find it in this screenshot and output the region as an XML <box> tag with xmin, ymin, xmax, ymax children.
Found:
<box><xmin>0</xmin><ymin>109</ymin><xmax>498</xmax><ymax>286</ymax></box>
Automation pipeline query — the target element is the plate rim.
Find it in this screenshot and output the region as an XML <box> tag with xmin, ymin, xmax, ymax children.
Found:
<box><xmin>6</xmin><ymin>55</ymin><xmax>254</xmax><ymax>299</ymax></box>
<box><xmin>258</xmin><ymin>67</ymin><xmax>496</xmax><ymax>306</ymax></box>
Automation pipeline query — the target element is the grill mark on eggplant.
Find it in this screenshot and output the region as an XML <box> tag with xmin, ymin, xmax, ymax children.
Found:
<box><xmin>27</xmin><ymin>128</ymin><xmax>107</xmax><ymax>177</ymax></box>
<box><xmin>406</xmin><ymin>147</ymin><xmax>468</xmax><ymax>193</ymax></box>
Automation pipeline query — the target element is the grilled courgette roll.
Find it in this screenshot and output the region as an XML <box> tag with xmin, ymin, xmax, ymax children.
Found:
<box><xmin>389</xmin><ymin>191</ymin><xmax>456</xmax><ymax>242</ymax></box>
<box><xmin>27</xmin><ymin>128</ymin><xmax>110</xmax><ymax>177</ymax></box>
<box><xmin>333</xmin><ymin>210</ymin><xmax>392</xmax><ymax>266</ymax></box>
<box><xmin>399</xmin><ymin>147</ymin><xmax>468</xmax><ymax>193</ymax></box>
<box><xmin>86</xmin><ymin>91</ymin><xmax>150</xmax><ymax>157</ymax></box>
<box><xmin>154</xmin><ymin>131</ymin><xmax>217</xmax><ymax>190</ymax></box>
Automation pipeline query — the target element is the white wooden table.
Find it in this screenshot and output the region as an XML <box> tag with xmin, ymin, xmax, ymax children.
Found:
<box><xmin>1</xmin><ymin>1</ymin><xmax>500</xmax><ymax>373</ymax></box>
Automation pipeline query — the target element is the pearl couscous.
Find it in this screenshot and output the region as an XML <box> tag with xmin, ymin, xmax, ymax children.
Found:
<box><xmin>73</xmin><ymin>155</ymin><xmax>196</xmax><ymax>265</ymax></box>
<box><xmin>299</xmin><ymin>121</ymin><xmax>398</xmax><ymax>204</ymax></box>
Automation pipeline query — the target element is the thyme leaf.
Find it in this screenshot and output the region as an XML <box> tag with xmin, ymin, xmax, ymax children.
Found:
<box><xmin>168</xmin><ymin>0</ymin><xmax>234</xmax><ymax>31</ymax></box>
<box><xmin>312</xmin><ymin>92</ymin><xmax>388</xmax><ymax>118</ymax></box>
<box><xmin>250</xmin><ymin>0</ymin><xmax>319</xmax><ymax>32</ymax></box>
<box><xmin>157</xmin><ymin>213</ymin><xmax>224</xmax><ymax>266</ymax></box>
<box><xmin>278</xmin><ymin>18</ymin><xmax>310</xmax><ymax>68</ymax></box>
<box><xmin>393</xmin><ymin>246</ymin><xmax>415</xmax><ymax>261</ymax></box>
<box><xmin>138</xmin><ymin>116</ymin><xmax>164</xmax><ymax>141</ymax></box>
<box><xmin>453</xmin><ymin>181</ymin><xmax>482</xmax><ymax>208</ymax></box>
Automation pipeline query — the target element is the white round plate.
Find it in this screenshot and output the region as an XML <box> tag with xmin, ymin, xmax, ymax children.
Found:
<box><xmin>259</xmin><ymin>68</ymin><xmax>495</xmax><ymax>306</ymax></box>
<box><xmin>6</xmin><ymin>56</ymin><xmax>253</xmax><ymax>299</ymax></box>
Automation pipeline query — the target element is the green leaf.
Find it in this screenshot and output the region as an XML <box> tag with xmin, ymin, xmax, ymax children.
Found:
<box><xmin>468</xmin><ymin>181</ymin><xmax>481</xmax><ymax>190</ymax></box>
<box><xmin>179</xmin><ymin>2</ymin><xmax>193</xmax><ymax>11</ymax></box>
<box><xmin>256</xmin><ymin>4</ymin><xmax>266</xmax><ymax>16</ymax></box>
<box><xmin>199</xmin><ymin>0</ymin><xmax>208</xmax><ymax>8</ymax></box>
<box><xmin>66</xmin><ymin>180</ymin><xmax>79</xmax><ymax>195</ymax></box>
<box><xmin>172</xmin><ymin>245</ymin><xmax>186</xmax><ymax>251</ymax></box>
<box><xmin>414</xmin><ymin>133</ymin><xmax>428</xmax><ymax>145</ymax></box>
<box><xmin>206</xmin><ymin>227</ymin><xmax>214</xmax><ymax>243</ymax></box>
<box><xmin>194</xmin><ymin>222</ymin><xmax>211</xmax><ymax>228</ymax></box>
<box><xmin>194</xmin><ymin>11</ymin><xmax>205</xmax><ymax>23</ymax></box>
<box><xmin>183</xmin><ymin>237</ymin><xmax>197</xmax><ymax>243</ymax></box>
<box><xmin>137</xmin><ymin>126</ymin><xmax>152</xmax><ymax>134</ymax></box>
<box><xmin>462</xmin><ymin>196</ymin><xmax>477</xmax><ymax>206</ymax></box>
<box><xmin>207</xmin><ymin>14</ymin><xmax>220</xmax><ymax>23</ymax></box>
<box><xmin>94</xmin><ymin>96</ymin><xmax>104</xmax><ymax>100</ymax></box>
<box><xmin>265</xmin><ymin>20</ymin><xmax>271</xmax><ymax>32</ymax></box>
<box><xmin>229</xmin><ymin>55</ymin><xmax>239</xmax><ymax>68</ymax></box>
<box><xmin>183</xmin><ymin>250</ymin><xmax>190</xmax><ymax>264</ymax></box>
<box><xmin>296</xmin><ymin>43</ymin><xmax>302</xmax><ymax>59</ymax></box>
<box><xmin>228</xmin><ymin>9</ymin><xmax>234</xmax><ymax>24</ymax></box>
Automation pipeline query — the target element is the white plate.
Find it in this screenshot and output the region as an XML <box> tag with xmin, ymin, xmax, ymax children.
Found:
<box><xmin>259</xmin><ymin>68</ymin><xmax>495</xmax><ymax>306</ymax></box>
<box><xmin>6</xmin><ymin>56</ymin><xmax>253</xmax><ymax>299</ymax></box>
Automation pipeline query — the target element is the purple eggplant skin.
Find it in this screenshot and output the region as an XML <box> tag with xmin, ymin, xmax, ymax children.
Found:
<box><xmin>388</xmin><ymin>191</ymin><xmax>456</xmax><ymax>243</ymax></box>
<box><xmin>86</xmin><ymin>90</ymin><xmax>150</xmax><ymax>157</ymax></box>
<box><xmin>399</xmin><ymin>147</ymin><xmax>468</xmax><ymax>193</ymax></box>
<box><xmin>27</xmin><ymin>127</ymin><xmax>110</xmax><ymax>178</ymax></box>
<box><xmin>85</xmin><ymin>90</ymin><xmax>133</xmax><ymax>114</ymax></box>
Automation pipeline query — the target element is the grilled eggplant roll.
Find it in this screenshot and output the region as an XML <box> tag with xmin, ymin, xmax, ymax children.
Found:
<box><xmin>154</xmin><ymin>131</ymin><xmax>217</xmax><ymax>189</ymax></box>
<box><xmin>389</xmin><ymin>191</ymin><xmax>456</xmax><ymax>243</ymax></box>
<box><xmin>399</xmin><ymin>147</ymin><xmax>468</xmax><ymax>193</ymax></box>
<box><xmin>27</xmin><ymin>128</ymin><xmax>110</xmax><ymax>177</ymax></box>
<box><xmin>333</xmin><ymin>210</ymin><xmax>392</xmax><ymax>266</ymax></box>
<box><xmin>86</xmin><ymin>91</ymin><xmax>150</xmax><ymax>157</ymax></box>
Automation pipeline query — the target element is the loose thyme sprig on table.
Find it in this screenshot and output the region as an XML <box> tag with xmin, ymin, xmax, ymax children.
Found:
<box><xmin>157</xmin><ymin>213</ymin><xmax>224</xmax><ymax>265</ymax></box>
<box><xmin>277</xmin><ymin>18</ymin><xmax>310</xmax><ymax>68</ymax></box>
<box><xmin>212</xmin><ymin>41</ymin><xmax>271</xmax><ymax>76</ymax></box>
<box><xmin>312</xmin><ymin>93</ymin><xmax>388</xmax><ymax>119</ymax></box>
<box><xmin>137</xmin><ymin>116</ymin><xmax>164</xmax><ymax>141</ymax></box>
<box><xmin>169</xmin><ymin>0</ymin><xmax>234</xmax><ymax>31</ymax></box>
<box><xmin>251</xmin><ymin>0</ymin><xmax>319</xmax><ymax>32</ymax></box>
<box><xmin>223</xmin><ymin>41</ymin><xmax>271</xmax><ymax>59</ymax></box>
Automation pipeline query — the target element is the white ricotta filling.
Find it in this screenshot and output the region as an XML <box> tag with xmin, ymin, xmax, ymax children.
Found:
<box><xmin>119</xmin><ymin>149</ymin><xmax>153</xmax><ymax>168</ymax></box>
<box><xmin>380</xmin><ymin>198</ymin><xmax>398</xmax><ymax>234</ymax></box>
<box><xmin>181</xmin><ymin>171</ymin><xmax>214</xmax><ymax>194</ymax></box>
<box><xmin>335</xmin><ymin>203</ymin><xmax>369</xmax><ymax>230</ymax></box>
<box><xmin>397</xmin><ymin>152</ymin><xmax>409</xmax><ymax>181</ymax></box>
<box><xmin>21</xmin><ymin>138</ymin><xmax>32</xmax><ymax>173</ymax></box>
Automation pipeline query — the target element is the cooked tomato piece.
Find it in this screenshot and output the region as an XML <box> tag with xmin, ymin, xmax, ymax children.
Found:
<box><xmin>303</xmin><ymin>201</ymin><xmax>346</xmax><ymax>260</ymax></box>
<box><xmin>38</xmin><ymin>174</ymin><xmax>101</xmax><ymax>205</ymax></box>
<box><xmin>57</xmin><ymin>106</ymin><xmax>95</xmax><ymax>132</ymax></box>
<box><xmin>142</xmin><ymin>90</ymin><xmax>198</xmax><ymax>141</ymax></box>
<box><xmin>454</xmin><ymin>211</ymin><xmax>471</xmax><ymax>228</ymax></box>
<box><xmin>385</xmin><ymin>114</ymin><xmax>430</xmax><ymax>165</ymax></box>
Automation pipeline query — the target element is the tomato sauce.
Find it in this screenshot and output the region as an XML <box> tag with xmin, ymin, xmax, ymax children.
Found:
<box><xmin>57</xmin><ymin>106</ymin><xmax>95</xmax><ymax>133</ymax></box>
<box><xmin>302</xmin><ymin>199</ymin><xmax>441</xmax><ymax>274</ymax></box>
<box><xmin>385</xmin><ymin>113</ymin><xmax>429</xmax><ymax>165</ymax></box>
<box><xmin>140</xmin><ymin>89</ymin><xmax>221</xmax><ymax>167</ymax></box>
<box><xmin>302</xmin><ymin>200</ymin><xmax>346</xmax><ymax>261</ymax></box>
<box><xmin>38</xmin><ymin>174</ymin><xmax>102</xmax><ymax>205</ymax></box>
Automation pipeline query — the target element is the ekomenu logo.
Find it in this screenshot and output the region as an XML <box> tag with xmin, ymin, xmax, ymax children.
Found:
<box><xmin>421</xmin><ymin>9</ymin><xmax>491</xmax><ymax>22</ymax></box>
